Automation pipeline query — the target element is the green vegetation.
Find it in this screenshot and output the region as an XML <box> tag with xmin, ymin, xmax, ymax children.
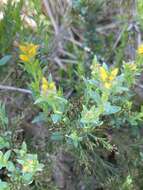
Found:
<box><xmin>0</xmin><ymin>0</ymin><xmax>143</xmax><ymax>189</ymax></box>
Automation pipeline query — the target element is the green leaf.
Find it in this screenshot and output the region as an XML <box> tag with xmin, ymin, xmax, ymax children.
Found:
<box><xmin>0</xmin><ymin>180</ymin><xmax>10</xmax><ymax>190</ymax></box>
<box><xmin>51</xmin><ymin>132</ymin><xmax>63</xmax><ymax>141</ymax></box>
<box><xmin>0</xmin><ymin>55</ymin><xmax>12</xmax><ymax>66</ymax></box>
<box><xmin>7</xmin><ymin>161</ymin><xmax>15</xmax><ymax>172</ymax></box>
<box><xmin>104</xmin><ymin>102</ymin><xmax>121</xmax><ymax>115</ymax></box>
<box><xmin>17</xmin><ymin>159</ymin><xmax>24</xmax><ymax>165</ymax></box>
<box><xmin>4</xmin><ymin>150</ymin><xmax>11</xmax><ymax>161</ymax></box>
<box><xmin>0</xmin><ymin>137</ymin><xmax>9</xmax><ymax>149</ymax></box>
<box><xmin>22</xmin><ymin>173</ymin><xmax>33</xmax><ymax>185</ymax></box>
<box><xmin>51</xmin><ymin>114</ymin><xmax>62</xmax><ymax>123</ymax></box>
<box><xmin>32</xmin><ymin>112</ymin><xmax>48</xmax><ymax>123</ymax></box>
<box><xmin>80</xmin><ymin>105</ymin><xmax>103</xmax><ymax>126</ymax></box>
<box><xmin>21</xmin><ymin>142</ymin><xmax>27</xmax><ymax>153</ymax></box>
<box><xmin>66</xmin><ymin>132</ymin><xmax>82</xmax><ymax>148</ymax></box>
<box><xmin>89</xmin><ymin>90</ymin><xmax>102</xmax><ymax>104</ymax></box>
<box><xmin>140</xmin><ymin>152</ymin><xmax>143</xmax><ymax>160</ymax></box>
<box><xmin>34</xmin><ymin>97</ymin><xmax>46</xmax><ymax>104</ymax></box>
<box><xmin>0</xmin><ymin>151</ymin><xmax>3</xmax><ymax>158</ymax></box>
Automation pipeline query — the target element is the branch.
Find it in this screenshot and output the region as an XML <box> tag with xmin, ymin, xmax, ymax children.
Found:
<box><xmin>64</xmin><ymin>36</ymin><xmax>83</xmax><ymax>48</ymax></box>
<box><xmin>96</xmin><ymin>21</ymin><xmax>123</xmax><ymax>33</ymax></box>
<box><xmin>0</xmin><ymin>85</ymin><xmax>32</xmax><ymax>95</ymax></box>
<box><xmin>59</xmin><ymin>49</ymin><xmax>76</xmax><ymax>59</ymax></box>
<box><xmin>54</xmin><ymin>57</ymin><xmax>67</xmax><ymax>71</ymax></box>
<box><xmin>42</xmin><ymin>0</ymin><xmax>59</xmax><ymax>35</ymax></box>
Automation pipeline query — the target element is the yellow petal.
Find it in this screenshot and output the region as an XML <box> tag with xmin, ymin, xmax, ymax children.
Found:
<box><xmin>19</xmin><ymin>45</ymin><xmax>29</xmax><ymax>52</ymax></box>
<box><xmin>42</xmin><ymin>84</ymin><xmax>48</xmax><ymax>90</ymax></box>
<box><xmin>28</xmin><ymin>45</ymin><xmax>38</xmax><ymax>57</ymax></box>
<box><xmin>28</xmin><ymin>48</ymin><xmax>36</xmax><ymax>57</ymax></box>
<box><xmin>19</xmin><ymin>43</ymin><xmax>38</xmax><ymax>58</ymax></box>
<box><xmin>109</xmin><ymin>68</ymin><xmax>118</xmax><ymax>81</ymax></box>
<box><xmin>42</xmin><ymin>77</ymin><xmax>48</xmax><ymax>85</ymax></box>
<box><xmin>137</xmin><ymin>44</ymin><xmax>143</xmax><ymax>55</ymax></box>
<box><xmin>41</xmin><ymin>77</ymin><xmax>49</xmax><ymax>95</ymax></box>
<box><xmin>49</xmin><ymin>82</ymin><xmax>56</xmax><ymax>91</ymax></box>
<box><xmin>19</xmin><ymin>54</ymin><xmax>29</xmax><ymax>62</ymax></box>
<box><xmin>41</xmin><ymin>85</ymin><xmax>48</xmax><ymax>95</ymax></box>
<box><xmin>99</xmin><ymin>67</ymin><xmax>108</xmax><ymax>82</ymax></box>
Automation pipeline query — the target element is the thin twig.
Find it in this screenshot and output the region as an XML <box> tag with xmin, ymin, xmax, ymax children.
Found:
<box><xmin>65</xmin><ymin>89</ymin><xmax>74</xmax><ymax>98</ymax></box>
<box><xmin>60</xmin><ymin>59</ymin><xmax>78</xmax><ymax>64</ymax></box>
<box><xmin>113</xmin><ymin>26</ymin><xmax>126</xmax><ymax>50</ymax></box>
<box><xmin>96</xmin><ymin>21</ymin><xmax>123</xmax><ymax>33</ymax></box>
<box><xmin>59</xmin><ymin>49</ymin><xmax>76</xmax><ymax>59</ymax></box>
<box><xmin>54</xmin><ymin>57</ymin><xmax>67</xmax><ymax>71</ymax></box>
<box><xmin>135</xmin><ymin>83</ymin><xmax>143</xmax><ymax>89</ymax></box>
<box><xmin>0</xmin><ymin>85</ymin><xmax>32</xmax><ymax>95</ymax></box>
<box><xmin>64</xmin><ymin>36</ymin><xmax>83</xmax><ymax>48</ymax></box>
<box><xmin>2</xmin><ymin>69</ymin><xmax>14</xmax><ymax>84</ymax></box>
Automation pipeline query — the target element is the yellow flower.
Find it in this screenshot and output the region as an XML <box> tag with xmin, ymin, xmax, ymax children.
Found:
<box><xmin>41</xmin><ymin>77</ymin><xmax>49</xmax><ymax>95</ymax></box>
<box><xmin>99</xmin><ymin>67</ymin><xmax>108</xmax><ymax>82</ymax></box>
<box><xmin>42</xmin><ymin>77</ymin><xmax>48</xmax><ymax>86</ymax></box>
<box><xmin>109</xmin><ymin>68</ymin><xmax>118</xmax><ymax>81</ymax></box>
<box><xmin>137</xmin><ymin>44</ymin><xmax>143</xmax><ymax>55</ymax></box>
<box><xmin>99</xmin><ymin>66</ymin><xmax>118</xmax><ymax>89</ymax></box>
<box><xmin>28</xmin><ymin>44</ymin><xmax>39</xmax><ymax>57</ymax></box>
<box><xmin>19</xmin><ymin>54</ymin><xmax>30</xmax><ymax>62</ymax></box>
<box><xmin>19</xmin><ymin>43</ymin><xmax>38</xmax><ymax>62</ymax></box>
<box><xmin>41</xmin><ymin>77</ymin><xmax>56</xmax><ymax>96</ymax></box>
<box><xmin>49</xmin><ymin>82</ymin><xmax>56</xmax><ymax>91</ymax></box>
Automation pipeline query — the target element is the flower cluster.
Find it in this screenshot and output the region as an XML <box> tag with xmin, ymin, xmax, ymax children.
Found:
<box><xmin>18</xmin><ymin>42</ymin><xmax>67</xmax><ymax>124</ymax></box>
<box><xmin>99</xmin><ymin>67</ymin><xmax>118</xmax><ymax>89</ymax></box>
<box><xmin>19</xmin><ymin>42</ymin><xmax>57</xmax><ymax>97</ymax></box>
<box><xmin>41</xmin><ymin>77</ymin><xmax>56</xmax><ymax>96</ymax></box>
<box><xmin>19</xmin><ymin>43</ymin><xmax>39</xmax><ymax>62</ymax></box>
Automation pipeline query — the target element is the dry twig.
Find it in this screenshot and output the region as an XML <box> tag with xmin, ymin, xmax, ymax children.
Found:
<box><xmin>0</xmin><ymin>85</ymin><xmax>32</xmax><ymax>95</ymax></box>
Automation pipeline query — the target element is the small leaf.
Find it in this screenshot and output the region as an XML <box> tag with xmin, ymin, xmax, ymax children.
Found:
<box><xmin>21</xmin><ymin>142</ymin><xmax>27</xmax><ymax>152</ymax></box>
<box><xmin>89</xmin><ymin>90</ymin><xmax>102</xmax><ymax>104</ymax></box>
<box><xmin>22</xmin><ymin>173</ymin><xmax>33</xmax><ymax>185</ymax></box>
<box><xmin>32</xmin><ymin>112</ymin><xmax>47</xmax><ymax>123</ymax></box>
<box><xmin>0</xmin><ymin>55</ymin><xmax>12</xmax><ymax>66</ymax></box>
<box><xmin>4</xmin><ymin>150</ymin><xmax>11</xmax><ymax>161</ymax></box>
<box><xmin>104</xmin><ymin>102</ymin><xmax>121</xmax><ymax>115</ymax></box>
<box><xmin>0</xmin><ymin>180</ymin><xmax>10</xmax><ymax>190</ymax></box>
<box><xmin>34</xmin><ymin>97</ymin><xmax>46</xmax><ymax>104</ymax></box>
<box><xmin>51</xmin><ymin>114</ymin><xmax>61</xmax><ymax>123</ymax></box>
<box><xmin>51</xmin><ymin>132</ymin><xmax>63</xmax><ymax>141</ymax></box>
<box><xmin>0</xmin><ymin>137</ymin><xmax>9</xmax><ymax>149</ymax></box>
<box><xmin>7</xmin><ymin>161</ymin><xmax>15</xmax><ymax>172</ymax></box>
